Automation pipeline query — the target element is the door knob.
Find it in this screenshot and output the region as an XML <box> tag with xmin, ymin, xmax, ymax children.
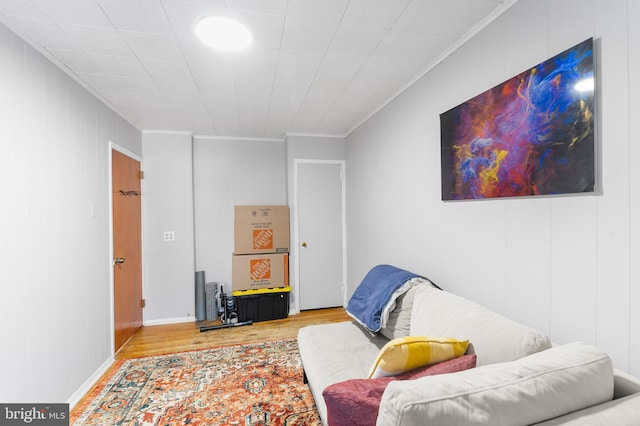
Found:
<box><xmin>114</xmin><ymin>257</ymin><xmax>126</xmax><ymax>265</ymax></box>
<box><xmin>301</xmin><ymin>241</ymin><xmax>307</xmax><ymax>248</ymax></box>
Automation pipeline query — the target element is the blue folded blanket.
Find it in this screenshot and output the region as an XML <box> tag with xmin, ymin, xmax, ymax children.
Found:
<box><xmin>347</xmin><ymin>264</ymin><xmax>427</xmax><ymax>334</ymax></box>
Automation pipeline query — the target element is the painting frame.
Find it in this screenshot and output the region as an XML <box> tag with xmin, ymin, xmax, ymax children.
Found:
<box><xmin>440</xmin><ymin>38</ymin><xmax>596</xmax><ymax>201</ymax></box>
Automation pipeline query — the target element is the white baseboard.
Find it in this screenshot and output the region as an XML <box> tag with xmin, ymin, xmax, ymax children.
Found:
<box><xmin>66</xmin><ymin>355</ymin><xmax>114</xmax><ymax>410</ymax></box>
<box><xmin>144</xmin><ymin>316</ymin><xmax>196</xmax><ymax>326</ymax></box>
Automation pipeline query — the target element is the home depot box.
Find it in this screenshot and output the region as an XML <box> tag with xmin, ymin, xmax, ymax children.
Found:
<box><xmin>234</xmin><ymin>205</ymin><xmax>290</xmax><ymax>254</ymax></box>
<box><xmin>232</xmin><ymin>253</ymin><xmax>289</xmax><ymax>291</ymax></box>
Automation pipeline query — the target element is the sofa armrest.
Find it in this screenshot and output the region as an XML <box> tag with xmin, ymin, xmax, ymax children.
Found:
<box><xmin>533</xmin><ymin>393</ymin><xmax>640</xmax><ymax>425</ymax></box>
<box><xmin>613</xmin><ymin>369</ymin><xmax>640</xmax><ymax>399</ymax></box>
<box><xmin>376</xmin><ymin>342</ymin><xmax>613</xmax><ymax>426</ymax></box>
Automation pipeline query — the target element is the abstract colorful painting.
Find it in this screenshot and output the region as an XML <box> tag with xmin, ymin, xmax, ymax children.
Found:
<box><xmin>440</xmin><ymin>38</ymin><xmax>595</xmax><ymax>200</ymax></box>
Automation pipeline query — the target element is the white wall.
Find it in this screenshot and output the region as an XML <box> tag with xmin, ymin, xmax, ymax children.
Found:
<box><xmin>193</xmin><ymin>137</ymin><xmax>287</xmax><ymax>295</ymax></box>
<box><xmin>0</xmin><ymin>22</ymin><xmax>141</xmax><ymax>404</ymax></box>
<box><xmin>346</xmin><ymin>0</ymin><xmax>639</xmax><ymax>375</ymax></box>
<box><xmin>141</xmin><ymin>132</ymin><xmax>195</xmax><ymax>324</ymax></box>
<box><xmin>285</xmin><ymin>135</ymin><xmax>347</xmax><ymax>203</ymax></box>
<box><xmin>630</xmin><ymin>0</ymin><xmax>640</xmax><ymax>379</ymax></box>
<box><xmin>143</xmin><ymin>134</ymin><xmax>344</xmax><ymax>317</ymax></box>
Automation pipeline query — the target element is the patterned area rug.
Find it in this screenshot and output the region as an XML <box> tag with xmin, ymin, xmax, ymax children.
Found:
<box><xmin>71</xmin><ymin>339</ymin><xmax>321</xmax><ymax>425</ymax></box>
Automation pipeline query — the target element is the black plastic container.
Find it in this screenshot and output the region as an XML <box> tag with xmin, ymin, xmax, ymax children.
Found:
<box><xmin>233</xmin><ymin>288</ymin><xmax>290</xmax><ymax>322</ymax></box>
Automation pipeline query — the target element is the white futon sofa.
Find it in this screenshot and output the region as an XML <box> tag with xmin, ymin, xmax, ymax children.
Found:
<box><xmin>298</xmin><ymin>271</ymin><xmax>640</xmax><ymax>425</ymax></box>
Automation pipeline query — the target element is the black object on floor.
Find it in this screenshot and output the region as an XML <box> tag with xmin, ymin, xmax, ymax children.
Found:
<box><xmin>199</xmin><ymin>320</ymin><xmax>253</xmax><ymax>332</ymax></box>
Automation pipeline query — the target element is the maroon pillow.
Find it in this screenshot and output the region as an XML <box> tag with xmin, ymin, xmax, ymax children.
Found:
<box><xmin>323</xmin><ymin>354</ymin><xmax>476</xmax><ymax>426</ymax></box>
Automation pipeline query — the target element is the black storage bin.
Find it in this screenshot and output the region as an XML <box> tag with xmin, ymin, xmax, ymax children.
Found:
<box><xmin>232</xmin><ymin>287</ymin><xmax>290</xmax><ymax>322</ymax></box>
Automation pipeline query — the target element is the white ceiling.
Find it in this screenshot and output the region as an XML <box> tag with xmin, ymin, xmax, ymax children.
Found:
<box><xmin>0</xmin><ymin>0</ymin><xmax>512</xmax><ymax>139</ymax></box>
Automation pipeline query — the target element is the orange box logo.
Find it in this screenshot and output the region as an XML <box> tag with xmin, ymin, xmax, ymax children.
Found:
<box><xmin>253</xmin><ymin>228</ymin><xmax>273</xmax><ymax>250</ymax></box>
<box><xmin>250</xmin><ymin>258</ymin><xmax>271</xmax><ymax>280</ymax></box>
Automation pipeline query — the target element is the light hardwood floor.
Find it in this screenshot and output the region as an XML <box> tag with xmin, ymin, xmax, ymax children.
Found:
<box><xmin>116</xmin><ymin>307</ymin><xmax>350</xmax><ymax>359</ymax></box>
<box><xmin>71</xmin><ymin>308</ymin><xmax>350</xmax><ymax>416</ymax></box>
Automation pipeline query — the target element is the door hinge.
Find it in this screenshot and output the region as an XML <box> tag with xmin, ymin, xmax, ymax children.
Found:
<box><xmin>138</xmin><ymin>170</ymin><xmax>144</xmax><ymax>179</ymax></box>
<box><xmin>141</xmin><ymin>299</ymin><xmax>146</xmax><ymax>308</ymax></box>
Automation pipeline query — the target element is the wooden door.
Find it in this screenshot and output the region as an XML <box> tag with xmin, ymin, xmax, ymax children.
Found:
<box><xmin>112</xmin><ymin>149</ymin><xmax>143</xmax><ymax>352</ymax></box>
<box><xmin>295</xmin><ymin>161</ymin><xmax>345</xmax><ymax>310</ymax></box>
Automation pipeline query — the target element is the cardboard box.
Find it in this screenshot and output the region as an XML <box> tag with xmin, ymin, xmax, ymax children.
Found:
<box><xmin>232</xmin><ymin>253</ymin><xmax>289</xmax><ymax>291</ymax></box>
<box><xmin>234</xmin><ymin>205</ymin><xmax>290</xmax><ymax>254</ymax></box>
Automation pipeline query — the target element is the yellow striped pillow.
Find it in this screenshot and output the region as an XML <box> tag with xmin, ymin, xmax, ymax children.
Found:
<box><xmin>368</xmin><ymin>336</ymin><xmax>469</xmax><ymax>379</ymax></box>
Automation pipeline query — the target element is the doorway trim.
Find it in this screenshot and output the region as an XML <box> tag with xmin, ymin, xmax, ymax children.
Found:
<box><xmin>108</xmin><ymin>141</ymin><xmax>143</xmax><ymax>356</ymax></box>
<box><xmin>292</xmin><ymin>159</ymin><xmax>347</xmax><ymax>314</ymax></box>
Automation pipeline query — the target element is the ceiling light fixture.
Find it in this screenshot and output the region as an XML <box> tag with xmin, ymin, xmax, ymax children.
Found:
<box><xmin>195</xmin><ymin>16</ymin><xmax>252</xmax><ymax>51</ymax></box>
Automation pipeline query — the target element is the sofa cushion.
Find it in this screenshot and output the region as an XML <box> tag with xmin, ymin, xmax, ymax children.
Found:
<box><xmin>323</xmin><ymin>354</ymin><xmax>476</xmax><ymax>426</ymax></box>
<box><xmin>376</xmin><ymin>342</ymin><xmax>614</xmax><ymax>426</ymax></box>
<box><xmin>380</xmin><ymin>284</ymin><xmax>421</xmax><ymax>340</ymax></box>
<box><xmin>298</xmin><ymin>321</ymin><xmax>389</xmax><ymax>425</ymax></box>
<box><xmin>368</xmin><ymin>336</ymin><xmax>469</xmax><ymax>378</ymax></box>
<box><xmin>410</xmin><ymin>285</ymin><xmax>551</xmax><ymax>366</ymax></box>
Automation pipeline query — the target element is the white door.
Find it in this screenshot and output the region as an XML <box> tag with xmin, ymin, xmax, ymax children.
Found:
<box><xmin>295</xmin><ymin>160</ymin><xmax>345</xmax><ymax>310</ymax></box>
